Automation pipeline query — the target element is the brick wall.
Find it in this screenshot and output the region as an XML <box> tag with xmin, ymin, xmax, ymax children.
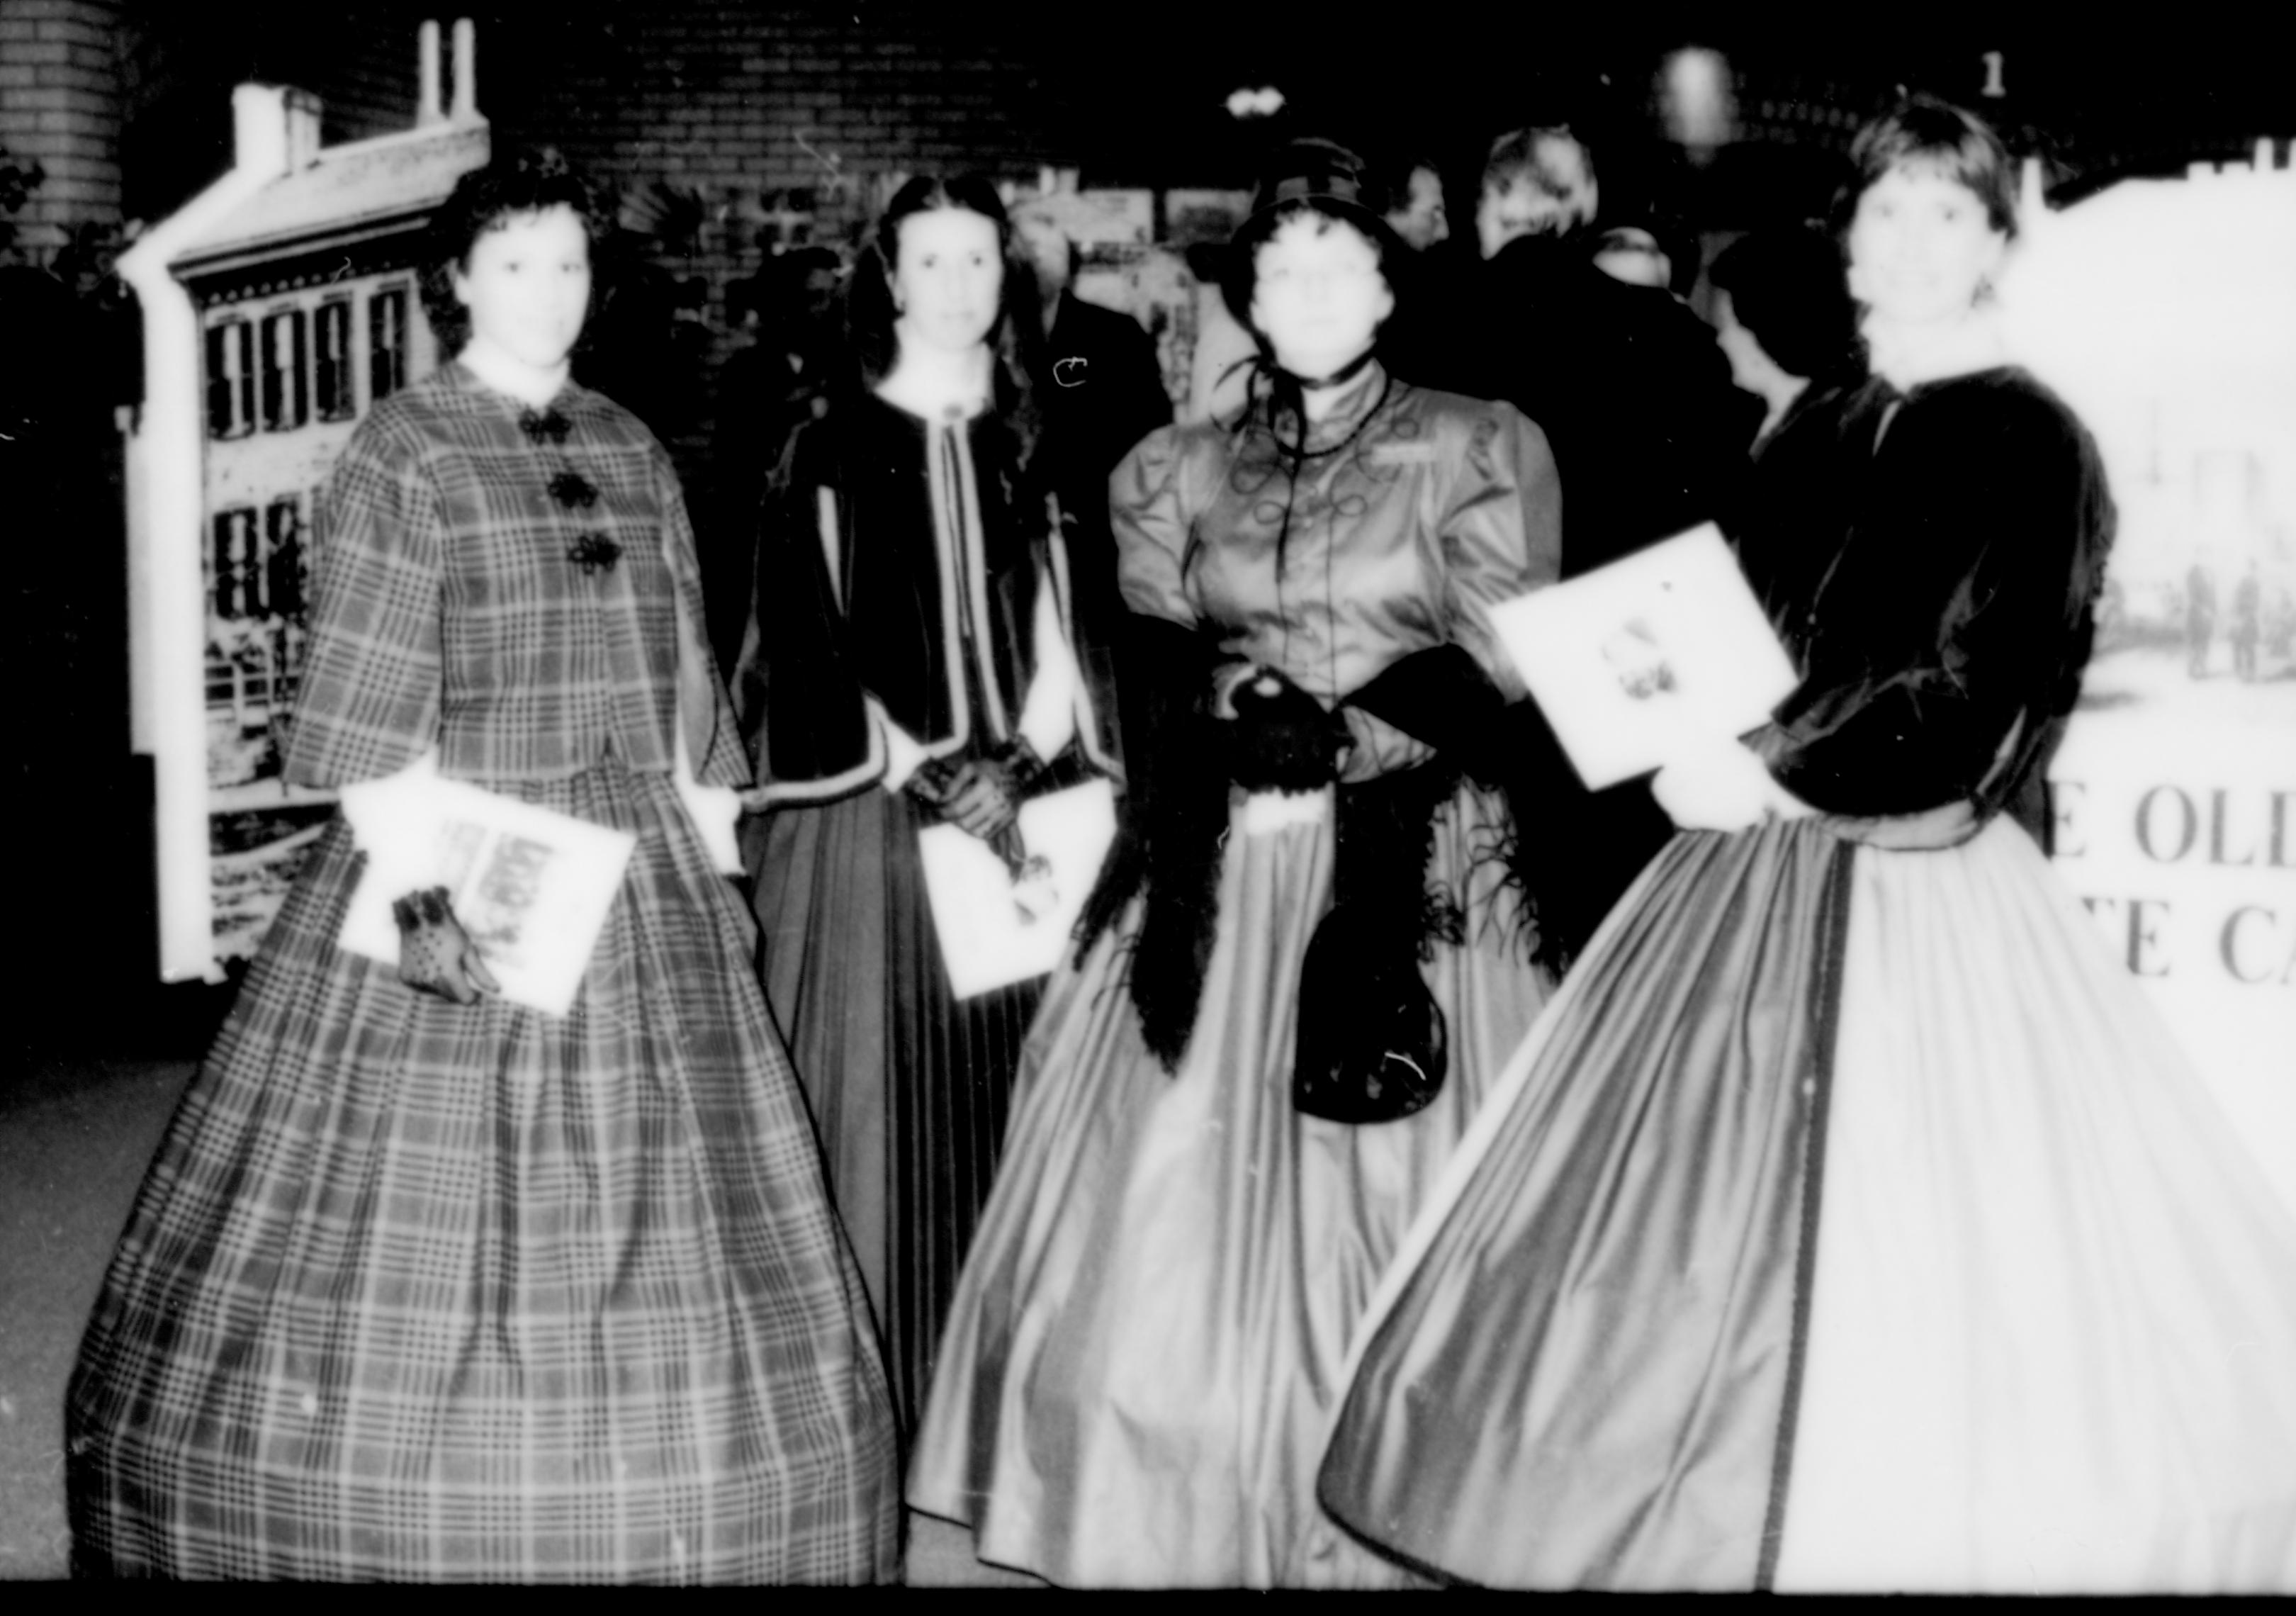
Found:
<box><xmin>482</xmin><ymin>7</ymin><xmax>1065</xmax><ymax>344</ymax></box>
<box><xmin>1</xmin><ymin>0</ymin><xmax>125</xmax><ymax>263</ymax></box>
<box><xmin>458</xmin><ymin>2</ymin><xmax>1075</xmax><ymax>498</ymax></box>
<box><xmin>11</xmin><ymin>0</ymin><xmax>1083</xmax><ymax>472</ymax></box>
<box><xmin>17</xmin><ymin>5</ymin><xmax>2284</xmax><ymax>492</ymax></box>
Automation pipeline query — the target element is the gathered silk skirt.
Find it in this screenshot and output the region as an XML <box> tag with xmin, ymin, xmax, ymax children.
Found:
<box><xmin>746</xmin><ymin>785</ymin><xmax>1042</xmax><ymax>1436</ymax></box>
<box><xmin>67</xmin><ymin>760</ymin><xmax>901</xmax><ymax>1583</ymax></box>
<box><xmin>1318</xmin><ymin>814</ymin><xmax>2296</xmax><ymax>1593</ymax></box>
<box><xmin>906</xmin><ymin>779</ymin><xmax>1555</xmax><ymax>1588</ymax></box>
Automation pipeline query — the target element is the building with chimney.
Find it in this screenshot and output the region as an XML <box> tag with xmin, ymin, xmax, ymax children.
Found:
<box><xmin>116</xmin><ymin>18</ymin><xmax>485</xmax><ymax>980</ymax></box>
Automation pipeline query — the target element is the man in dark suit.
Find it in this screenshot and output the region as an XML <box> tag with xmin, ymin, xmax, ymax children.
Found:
<box><xmin>1445</xmin><ymin>125</ymin><xmax>1749</xmax><ymax>966</ymax></box>
<box><xmin>1463</xmin><ymin>125</ymin><xmax>1745</xmax><ymax>576</ymax></box>
<box><xmin>1011</xmin><ymin>196</ymin><xmax>1173</xmax><ymax>537</ymax></box>
<box><xmin>1011</xmin><ymin>196</ymin><xmax>1173</xmax><ymax>782</ymax></box>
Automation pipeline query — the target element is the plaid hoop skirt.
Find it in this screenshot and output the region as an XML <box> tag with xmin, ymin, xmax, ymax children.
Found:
<box><xmin>65</xmin><ymin>760</ymin><xmax>901</xmax><ymax>1582</ymax></box>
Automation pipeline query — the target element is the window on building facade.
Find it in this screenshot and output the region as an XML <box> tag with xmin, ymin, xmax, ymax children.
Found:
<box><xmin>261</xmin><ymin>308</ymin><xmax>310</xmax><ymax>432</ymax></box>
<box><xmin>369</xmin><ymin>286</ymin><xmax>410</xmax><ymax>400</ymax></box>
<box><xmin>315</xmin><ymin>299</ymin><xmax>356</xmax><ymax>422</ymax></box>
<box><xmin>264</xmin><ymin>495</ymin><xmax>307</xmax><ymax>619</ymax></box>
<box><xmin>212</xmin><ymin>506</ymin><xmax>260</xmax><ymax>619</ymax></box>
<box><xmin>206</xmin><ymin>318</ymin><xmax>256</xmax><ymax>439</ymax></box>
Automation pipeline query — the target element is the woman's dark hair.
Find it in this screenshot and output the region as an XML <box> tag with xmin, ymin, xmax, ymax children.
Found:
<box><xmin>1709</xmin><ymin>226</ymin><xmax>1859</xmax><ymax>381</ymax></box>
<box><xmin>845</xmin><ymin>174</ymin><xmax>1044</xmax><ymax>473</ymax></box>
<box><xmin>1837</xmin><ymin>95</ymin><xmax>2019</xmax><ymax>241</ymax></box>
<box><xmin>418</xmin><ymin>148</ymin><xmax>610</xmax><ymax>356</ymax></box>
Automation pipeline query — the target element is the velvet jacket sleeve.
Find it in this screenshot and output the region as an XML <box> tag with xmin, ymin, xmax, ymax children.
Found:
<box><xmin>1762</xmin><ymin>375</ymin><xmax>2115</xmax><ymax>820</ymax></box>
<box><xmin>728</xmin><ymin>416</ymin><xmax>881</xmax><ymax>801</ymax></box>
<box><xmin>283</xmin><ymin>410</ymin><xmax>444</xmax><ymax>790</ymax></box>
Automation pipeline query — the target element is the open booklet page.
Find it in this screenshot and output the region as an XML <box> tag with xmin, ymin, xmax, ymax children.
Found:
<box><xmin>918</xmin><ymin>778</ymin><xmax>1118</xmax><ymax>1000</ymax></box>
<box><xmin>1487</xmin><ymin>522</ymin><xmax>1801</xmax><ymax>790</ymax></box>
<box><xmin>337</xmin><ymin>775</ymin><xmax>638</xmax><ymax>1017</ymax></box>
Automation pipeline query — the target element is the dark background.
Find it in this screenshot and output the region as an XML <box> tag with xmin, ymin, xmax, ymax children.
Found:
<box><xmin>105</xmin><ymin>6</ymin><xmax>2287</xmax><ymax>208</ymax></box>
<box><xmin>9</xmin><ymin>2</ymin><xmax>2287</xmax><ymax>1064</ymax></box>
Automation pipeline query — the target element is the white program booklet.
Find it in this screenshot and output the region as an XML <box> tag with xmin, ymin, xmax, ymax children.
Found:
<box><xmin>1487</xmin><ymin>522</ymin><xmax>1801</xmax><ymax>790</ymax></box>
<box><xmin>918</xmin><ymin>778</ymin><xmax>1119</xmax><ymax>1000</ymax></box>
<box><xmin>337</xmin><ymin>775</ymin><xmax>637</xmax><ymax>1017</ymax></box>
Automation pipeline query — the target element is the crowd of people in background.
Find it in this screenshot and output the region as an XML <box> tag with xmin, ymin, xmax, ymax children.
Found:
<box><xmin>57</xmin><ymin>90</ymin><xmax>2296</xmax><ymax>1590</ymax></box>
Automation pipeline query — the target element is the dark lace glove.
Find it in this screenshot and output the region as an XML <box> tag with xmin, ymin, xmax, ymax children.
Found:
<box><xmin>392</xmin><ymin>886</ymin><xmax>502</xmax><ymax>1005</ymax></box>
<box><xmin>904</xmin><ymin>754</ymin><xmax>960</xmax><ymax>807</ymax></box>
<box><xmin>906</xmin><ymin>739</ymin><xmax>1044</xmax><ymax>842</ymax></box>
<box><xmin>1223</xmin><ymin>667</ymin><xmax>1351</xmax><ymax>792</ymax></box>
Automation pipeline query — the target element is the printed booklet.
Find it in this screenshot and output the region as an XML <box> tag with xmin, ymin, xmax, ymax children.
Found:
<box><xmin>337</xmin><ymin>775</ymin><xmax>636</xmax><ymax>1016</ymax></box>
<box><xmin>1488</xmin><ymin>522</ymin><xmax>1801</xmax><ymax>788</ymax></box>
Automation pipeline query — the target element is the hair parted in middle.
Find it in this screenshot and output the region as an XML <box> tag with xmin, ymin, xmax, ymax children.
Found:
<box><xmin>844</xmin><ymin>172</ymin><xmax>1045</xmax><ymax>474</ymax></box>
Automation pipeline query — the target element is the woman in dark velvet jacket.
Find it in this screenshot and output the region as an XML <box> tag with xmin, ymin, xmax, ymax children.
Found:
<box><xmin>731</xmin><ymin>175</ymin><xmax>1120</xmax><ymax>1440</ymax></box>
<box><xmin>1316</xmin><ymin>96</ymin><xmax>2296</xmax><ymax>1594</ymax></box>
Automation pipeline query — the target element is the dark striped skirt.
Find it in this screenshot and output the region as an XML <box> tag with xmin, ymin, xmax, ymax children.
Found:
<box><xmin>66</xmin><ymin>758</ymin><xmax>901</xmax><ymax>1583</ymax></box>
<box><xmin>746</xmin><ymin>785</ymin><xmax>1041</xmax><ymax>1437</ymax></box>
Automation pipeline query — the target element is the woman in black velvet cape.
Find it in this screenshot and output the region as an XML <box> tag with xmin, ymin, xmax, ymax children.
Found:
<box><xmin>731</xmin><ymin>176</ymin><xmax>1120</xmax><ymax>1440</ymax></box>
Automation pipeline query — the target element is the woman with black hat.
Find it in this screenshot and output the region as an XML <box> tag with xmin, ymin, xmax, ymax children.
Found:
<box><xmin>905</xmin><ymin>138</ymin><xmax>1565</xmax><ymax>1587</ymax></box>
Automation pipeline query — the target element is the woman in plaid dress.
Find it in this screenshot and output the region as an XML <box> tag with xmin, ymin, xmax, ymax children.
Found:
<box><xmin>64</xmin><ymin>152</ymin><xmax>901</xmax><ymax>1583</ymax></box>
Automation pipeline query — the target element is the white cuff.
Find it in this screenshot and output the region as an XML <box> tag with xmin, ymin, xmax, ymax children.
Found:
<box><xmin>868</xmin><ymin>697</ymin><xmax>930</xmax><ymax>793</ymax></box>
<box><xmin>1017</xmin><ymin>578</ymin><xmax>1082</xmax><ymax>765</ymax></box>
<box><xmin>337</xmin><ymin>748</ymin><xmax>444</xmax><ymax>901</ymax></box>
<box><xmin>673</xmin><ymin>725</ymin><xmax>745</xmax><ymax>875</ymax></box>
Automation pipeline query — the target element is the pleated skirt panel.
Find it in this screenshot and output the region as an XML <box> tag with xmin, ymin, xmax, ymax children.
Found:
<box><xmin>906</xmin><ymin>780</ymin><xmax>1554</xmax><ymax>1588</ymax></box>
<box><xmin>65</xmin><ymin>759</ymin><xmax>902</xmax><ymax>1583</ymax></box>
<box><xmin>1773</xmin><ymin>818</ymin><xmax>2296</xmax><ymax>1593</ymax></box>
<box><xmin>1317</xmin><ymin>815</ymin><xmax>2296</xmax><ymax>1593</ymax></box>
<box><xmin>747</xmin><ymin>786</ymin><xmax>1042</xmax><ymax>1437</ymax></box>
<box><xmin>1316</xmin><ymin>817</ymin><xmax>1851</xmax><ymax>1589</ymax></box>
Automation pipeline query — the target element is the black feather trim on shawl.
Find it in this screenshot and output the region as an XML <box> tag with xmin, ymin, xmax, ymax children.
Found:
<box><xmin>1074</xmin><ymin>615</ymin><xmax>1238</xmax><ymax>1069</ymax></box>
<box><xmin>1081</xmin><ymin>634</ymin><xmax>1572</xmax><ymax>1076</ymax></box>
<box><xmin>1344</xmin><ymin>644</ymin><xmax>1585</xmax><ymax>977</ymax></box>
